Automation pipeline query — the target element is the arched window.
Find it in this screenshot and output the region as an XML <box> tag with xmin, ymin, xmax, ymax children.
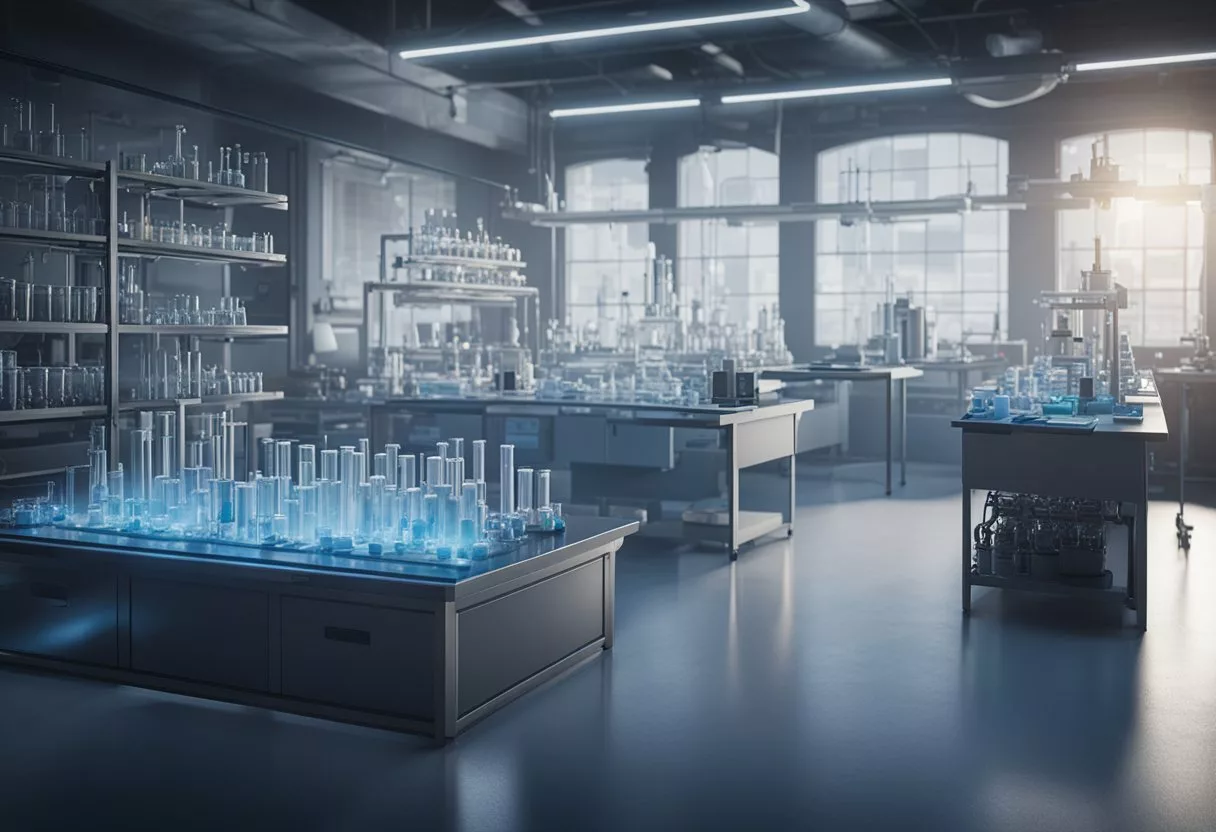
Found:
<box><xmin>815</xmin><ymin>134</ymin><xmax>1009</xmax><ymax>347</ymax></box>
<box><xmin>563</xmin><ymin>159</ymin><xmax>650</xmax><ymax>345</ymax></box>
<box><xmin>1058</xmin><ymin>129</ymin><xmax>1211</xmax><ymax>346</ymax></box>
<box><xmin>677</xmin><ymin>146</ymin><xmax>780</xmax><ymax>329</ymax></box>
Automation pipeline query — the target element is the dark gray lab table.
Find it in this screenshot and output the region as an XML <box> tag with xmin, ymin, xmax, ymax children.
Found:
<box><xmin>0</xmin><ymin>517</ymin><xmax>637</xmax><ymax>739</ymax></box>
<box><xmin>952</xmin><ymin>406</ymin><xmax>1168</xmax><ymax>630</ymax></box>
<box><xmin>371</xmin><ymin>396</ymin><xmax>813</xmax><ymax>560</ymax></box>
<box><xmin>763</xmin><ymin>365</ymin><xmax>924</xmax><ymax>494</ymax></box>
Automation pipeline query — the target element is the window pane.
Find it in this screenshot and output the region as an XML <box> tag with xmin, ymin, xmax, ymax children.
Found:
<box><xmin>678</xmin><ymin>147</ymin><xmax>782</xmax><ymax>327</ymax></box>
<box><xmin>815</xmin><ymin>133</ymin><xmax>1010</xmax><ymax>345</ymax></box>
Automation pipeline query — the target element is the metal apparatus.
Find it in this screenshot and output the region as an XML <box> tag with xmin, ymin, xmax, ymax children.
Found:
<box><xmin>2</xmin><ymin>427</ymin><xmax>565</xmax><ymax>566</ymax></box>
<box><xmin>1037</xmin><ymin>237</ymin><xmax>1128</xmax><ymax>401</ymax></box>
<box><xmin>868</xmin><ymin>279</ymin><xmax>936</xmax><ymax>365</ymax></box>
<box><xmin>972</xmin><ymin>491</ymin><xmax>1120</xmax><ymax>584</ymax></box>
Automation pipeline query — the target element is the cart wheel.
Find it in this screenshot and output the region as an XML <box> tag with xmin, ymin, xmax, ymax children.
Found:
<box><xmin>787</xmin><ymin>528</ymin><xmax>794</xmax><ymax>538</ymax></box>
<box><xmin>729</xmin><ymin>549</ymin><xmax>739</xmax><ymax>562</ymax></box>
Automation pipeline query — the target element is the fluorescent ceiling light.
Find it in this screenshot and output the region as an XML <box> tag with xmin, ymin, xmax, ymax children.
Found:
<box><xmin>722</xmin><ymin>77</ymin><xmax>953</xmax><ymax>105</ymax></box>
<box><xmin>398</xmin><ymin>1</ymin><xmax>810</xmax><ymax>60</ymax></box>
<box><xmin>1075</xmin><ymin>51</ymin><xmax>1216</xmax><ymax>72</ymax></box>
<box><xmin>550</xmin><ymin>99</ymin><xmax>702</xmax><ymax>119</ymax></box>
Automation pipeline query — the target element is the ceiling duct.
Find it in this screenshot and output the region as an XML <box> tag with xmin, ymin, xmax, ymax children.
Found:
<box><xmin>783</xmin><ymin>0</ymin><xmax>909</xmax><ymax>68</ymax></box>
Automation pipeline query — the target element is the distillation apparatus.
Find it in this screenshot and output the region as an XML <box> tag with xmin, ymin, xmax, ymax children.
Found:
<box><xmin>4</xmin><ymin>421</ymin><xmax>565</xmax><ymax>566</ymax></box>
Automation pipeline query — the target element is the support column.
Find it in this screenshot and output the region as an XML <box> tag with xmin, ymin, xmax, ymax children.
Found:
<box><xmin>1007</xmin><ymin>129</ymin><xmax>1058</xmax><ymax>351</ymax></box>
<box><xmin>779</xmin><ymin>132</ymin><xmax>818</xmax><ymax>361</ymax></box>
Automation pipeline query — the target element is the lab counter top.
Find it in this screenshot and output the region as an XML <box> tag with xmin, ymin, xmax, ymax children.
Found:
<box><xmin>0</xmin><ymin>517</ymin><xmax>638</xmax><ymax>601</ymax></box>
<box><xmin>951</xmin><ymin>407</ymin><xmax>1169</xmax><ymax>441</ymax></box>
<box><xmin>762</xmin><ymin>364</ymin><xmax>925</xmax><ymax>382</ymax></box>
<box><xmin>374</xmin><ymin>395</ymin><xmax>815</xmax><ymax>427</ymax></box>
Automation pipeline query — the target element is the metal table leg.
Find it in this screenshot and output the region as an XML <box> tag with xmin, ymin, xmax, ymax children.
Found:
<box><xmin>900</xmin><ymin>378</ymin><xmax>908</xmax><ymax>488</ymax></box>
<box><xmin>885</xmin><ymin>378</ymin><xmax>893</xmax><ymax>496</ymax></box>
<box><xmin>727</xmin><ymin>425</ymin><xmax>740</xmax><ymax>561</ymax></box>
<box><xmin>962</xmin><ymin>484</ymin><xmax>972</xmax><ymax>613</ymax></box>
<box><xmin>1177</xmin><ymin>382</ymin><xmax>1192</xmax><ymax>550</ymax></box>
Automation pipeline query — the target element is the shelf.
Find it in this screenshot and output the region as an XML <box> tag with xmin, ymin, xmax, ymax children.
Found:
<box><xmin>968</xmin><ymin>570</ymin><xmax>1123</xmax><ymax>598</ymax></box>
<box><xmin>0</xmin><ymin>321</ymin><xmax>107</xmax><ymax>334</ymax></box>
<box><xmin>397</xmin><ymin>254</ymin><xmax>527</xmax><ymax>272</ymax></box>
<box><xmin>118</xmin><ymin>169</ymin><xmax>289</xmax><ymax>210</ymax></box>
<box><xmin>0</xmin><ymin>227</ymin><xmax>105</xmax><ymax>251</ymax></box>
<box><xmin>0</xmin><ymin>148</ymin><xmax>106</xmax><ymax>177</ymax></box>
<box><xmin>118</xmin><ymin>325</ymin><xmax>289</xmax><ymax>338</ymax></box>
<box><xmin>119</xmin><ymin>391</ymin><xmax>283</xmax><ymax>412</ymax></box>
<box><xmin>0</xmin><ymin>406</ymin><xmax>107</xmax><ymax>424</ymax></box>
<box><xmin>369</xmin><ymin>281</ymin><xmax>537</xmax><ymax>306</ymax></box>
<box><xmin>117</xmin><ymin>238</ymin><xmax>286</xmax><ymax>266</ymax></box>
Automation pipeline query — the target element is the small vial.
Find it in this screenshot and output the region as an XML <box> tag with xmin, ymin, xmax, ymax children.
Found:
<box><xmin>517</xmin><ymin>467</ymin><xmax>534</xmax><ymax>524</ymax></box>
<box><xmin>385</xmin><ymin>444</ymin><xmax>400</xmax><ymax>488</ymax></box>
<box><xmin>426</xmin><ymin>455</ymin><xmax>444</xmax><ymax>490</ymax></box>
<box><xmin>399</xmin><ymin>454</ymin><xmax>417</xmax><ymax>490</ymax></box>
<box><xmin>298</xmin><ymin>444</ymin><xmax>316</xmax><ymax>487</ymax></box>
<box><xmin>374</xmin><ymin>452</ymin><xmax>388</xmax><ymax>479</ymax></box>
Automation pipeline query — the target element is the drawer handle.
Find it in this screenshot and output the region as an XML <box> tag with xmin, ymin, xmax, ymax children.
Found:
<box><xmin>29</xmin><ymin>582</ymin><xmax>69</xmax><ymax>607</ymax></box>
<box><xmin>324</xmin><ymin>626</ymin><xmax>371</xmax><ymax>646</ymax></box>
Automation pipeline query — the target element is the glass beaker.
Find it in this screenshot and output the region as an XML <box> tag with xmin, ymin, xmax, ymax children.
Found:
<box><xmin>23</xmin><ymin>366</ymin><xmax>48</xmax><ymax>409</ymax></box>
<box><xmin>13</xmin><ymin>282</ymin><xmax>30</xmax><ymax>321</ymax></box>
<box><xmin>51</xmin><ymin>285</ymin><xmax>69</xmax><ymax>322</ymax></box>
<box><xmin>0</xmin><ymin>278</ymin><xmax>14</xmax><ymax>320</ymax></box>
<box><xmin>0</xmin><ymin>367</ymin><xmax>15</xmax><ymax>410</ymax></box>
<box><xmin>31</xmin><ymin>284</ymin><xmax>51</xmax><ymax>322</ymax></box>
<box><xmin>46</xmin><ymin>366</ymin><xmax>66</xmax><ymax>408</ymax></box>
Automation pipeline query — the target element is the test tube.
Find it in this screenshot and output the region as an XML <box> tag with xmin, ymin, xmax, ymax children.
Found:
<box><xmin>460</xmin><ymin>481</ymin><xmax>478</xmax><ymax>545</ymax></box>
<box><xmin>369</xmin><ymin>475</ymin><xmax>386</xmax><ymax>541</ymax></box>
<box><xmin>444</xmin><ymin>493</ymin><xmax>460</xmax><ymax>552</ymax></box>
<box><xmin>298</xmin><ymin>444</ymin><xmax>316</xmax><ymax>487</ymax></box>
<box><xmin>436</xmin><ymin>441</ymin><xmax>449</xmax><ymax>470</ymax></box>
<box><xmin>213</xmin><ymin>479</ymin><xmax>235</xmax><ymax>536</ymax></box>
<box><xmin>472</xmin><ymin>440</ymin><xmax>486</xmax><ymax>502</ymax></box>
<box><xmin>517</xmin><ymin>467</ymin><xmax>534</xmax><ymax>524</ymax></box>
<box><xmin>426</xmin><ymin>455</ymin><xmax>444</xmax><ymax>490</ymax></box>
<box><xmin>385</xmin><ymin>444</ymin><xmax>400</xmax><ymax>488</ymax></box>
<box><xmin>260</xmin><ymin>437</ymin><xmax>276</xmax><ymax>477</ymax></box>
<box><xmin>339</xmin><ymin>446</ymin><xmax>356</xmax><ymax>535</ymax></box>
<box><xmin>257</xmin><ymin>473</ymin><xmax>276</xmax><ymax>522</ymax></box>
<box><xmin>399</xmin><ymin>454</ymin><xmax>417</xmax><ymax>490</ymax></box>
<box><xmin>448</xmin><ymin>457</ymin><xmax>465</xmax><ymax>493</ymax></box>
<box><xmin>354</xmin><ymin>452</ymin><xmax>366</xmax><ymax>493</ymax></box>
<box><xmin>357</xmin><ymin>438</ymin><xmax>370</xmax><ymax>475</ymax></box>
<box><xmin>407</xmin><ymin>487</ymin><xmax>424</xmax><ymax>545</ymax></box>
<box><xmin>156</xmin><ymin>411</ymin><xmax>175</xmax><ymax>478</ymax></box>
<box><xmin>107</xmin><ymin>465</ymin><xmax>124</xmax><ymax>524</ymax></box>
<box><xmin>536</xmin><ymin>469</ymin><xmax>551</xmax><ymax>512</ymax></box>
<box><xmin>423</xmin><ymin>491</ymin><xmax>439</xmax><ymax>542</ymax></box>
<box><xmin>449</xmin><ymin>438</ymin><xmax>464</xmax><ymax>461</ymax></box>
<box><xmin>130</xmin><ymin>428</ymin><xmax>149</xmax><ymax>502</ymax></box>
<box><xmin>298</xmin><ymin>483</ymin><xmax>318</xmax><ymax>542</ymax></box>
<box><xmin>500</xmin><ymin>444</ymin><xmax>515</xmax><ymax>516</ymax></box>
<box><xmin>374</xmin><ymin>452</ymin><xmax>387</xmax><ymax>479</ymax></box>
<box><xmin>276</xmin><ymin>440</ymin><xmax>293</xmax><ymax>483</ymax></box>
<box><xmin>235</xmin><ymin>481</ymin><xmax>254</xmax><ymax>541</ymax></box>
<box><xmin>383</xmin><ymin>484</ymin><xmax>398</xmax><ymax>538</ymax></box>
<box><xmin>88</xmin><ymin>447</ymin><xmax>108</xmax><ymax>509</ymax></box>
<box><xmin>320</xmin><ymin>448</ymin><xmax>339</xmax><ymax>482</ymax></box>
<box><xmin>284</xmin><ymin>497</ymin><xmax>301</xmax><ymax>542</ymax></box>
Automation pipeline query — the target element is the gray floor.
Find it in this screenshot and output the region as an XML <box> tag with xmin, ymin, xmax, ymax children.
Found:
<box><xmin>3</xmin><ymin>464</ymin><xmax>1216</xmax><ymax>832</ymax></box>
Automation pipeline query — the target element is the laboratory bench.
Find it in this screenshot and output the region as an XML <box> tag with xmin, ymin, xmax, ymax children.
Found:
<box><xmin>953</xmin><ymin>404</ymin><xmax>1169</xmax><ymax>630</ymax></box>
<box><xmin>370</xmin><ymin>396</ymin><xmax>814</xmax><ymax>559</ymax></box>
<box><xmin>763</xmin><ymin>365</ymin><xmax>923</xmax><ymax>494</ymax></box>
<box><xmin>0</xmin><ymin>516</ymin><xmax>637</xmax><ymax>740</ymax></box>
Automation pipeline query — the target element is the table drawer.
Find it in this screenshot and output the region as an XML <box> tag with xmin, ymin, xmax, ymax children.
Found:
<box><xmin>280</xmin><ymin>597</ymin><xmax>434</xmax><ymax>719</ymax></box>
<box><xmin>131</xmin><ymin>578</ymin><xmax>269</xmax><ymax>691</ymax></box>
<box><xmin>0</xmin><ymin>562</ymin><xmax>117</xmax><ymax>666</ymax></box>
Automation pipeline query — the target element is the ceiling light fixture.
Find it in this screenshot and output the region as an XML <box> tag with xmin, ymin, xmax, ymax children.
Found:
<box><xmin>550</xmin><ymin>98</ymin><xmax>702</xmax><ymax>119</ymax></box>
<box><xmin>398</xmin><ymin>1</ymin><xmax>810</xmax><ymax>60</ymax></box>
<box><xmin>721</xmin><ymin>77</ymin><xmax>953</xmax><ymax>105</ymax></box>
<box><xmin>1074</xmin><ymin>51</ymin><xmax>1216</xmax><ymax>73</ymax></box>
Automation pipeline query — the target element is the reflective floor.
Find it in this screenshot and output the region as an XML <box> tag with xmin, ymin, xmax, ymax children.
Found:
<box><xmin>2</xmin><ymin>464</ymin><xmax>1216</xmax><ymax>832</ymax></box>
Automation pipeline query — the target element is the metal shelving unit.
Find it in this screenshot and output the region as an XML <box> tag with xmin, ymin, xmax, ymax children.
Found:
<box><xmin>0</xmin><ymin>148</ymin><xmax>290</xmax><ymax>471</ymax></box>
<box><xmin>396</xmin><ymin>254</ymin><xmax>527</xmax><ymax>272</ymax></box>
<box><xmin>118</xmin><ymin>324</ymin><xmax>289</xmax><ymax>338</ymax></box>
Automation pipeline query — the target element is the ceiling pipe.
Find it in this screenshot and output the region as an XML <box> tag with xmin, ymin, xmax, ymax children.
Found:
<box><xmin>781</xmin><ymin>0</ymin><xmax>909</xmax><ymax>68</ymax></box>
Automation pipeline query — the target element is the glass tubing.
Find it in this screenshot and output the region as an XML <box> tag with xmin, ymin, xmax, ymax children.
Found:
<box><xmin>71</xmin><ymin>426</ymin><xmax>563</xmax><ymax>558</ymax></box>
